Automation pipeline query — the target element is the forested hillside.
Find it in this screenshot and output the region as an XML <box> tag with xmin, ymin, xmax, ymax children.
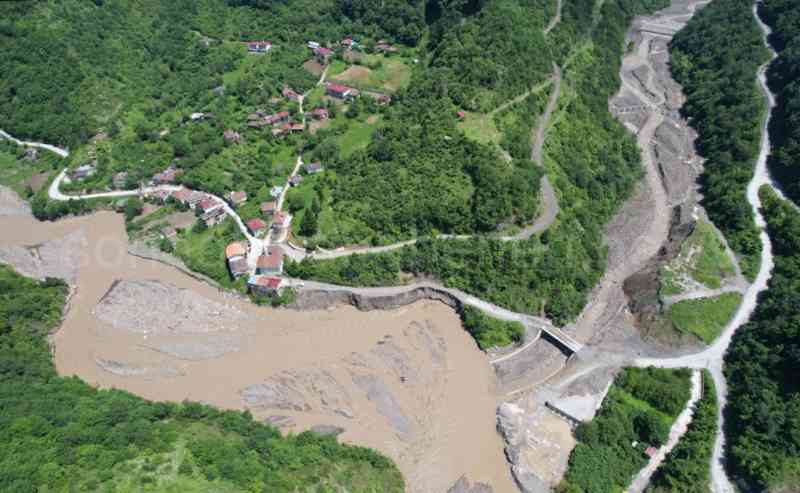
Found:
<box><xmin>4</xmin><ymin>0</ymin><xmax>667</xmax><ymax>325</ymax></box>
<box><xmin>0</xmin><ymin>265</ymin><xmax>403</xmax><ymax>491</ymax></box>
<box><xmin>723</xmin><ymin>187</ymin><xmax>800</xmax><ymax>491</ymax></box>
<box><xmin>290</xmin><ymin>0</ymin><xmax>668</xmax><ymax>324</ymax></box>
<box><xmin>761</xmin><ymin>0</ymin><xmax>800</xmax><ymax>206</ymax></box>
<box><xmin>1</xmin><ymin>0</ymin><xmax>551</xmax><ymax>241</ymax></box>
<box><xmin>668</xmin><ymin>0</ymin><xmax>770</xmax><ymax>279</ymax></box>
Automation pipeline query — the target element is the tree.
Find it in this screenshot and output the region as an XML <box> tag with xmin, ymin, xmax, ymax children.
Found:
<box><xmin>124</xmin><ymin>198</ymin><xmax>144</xmax><ymax>221</ymax></box>
<box><xmin>287</xmin><ymin>191</ymin><xmax>306</xmax><ymax>213</ymax></box>
<box><xmin>192</xmin><ymin>218</ymin><xmax>207</xmax><ymax>233</ymax></box>
<box><xmin>300</xmin><ymin>207</ymin><xmax>318</xmax><ymax>237</ymax></box>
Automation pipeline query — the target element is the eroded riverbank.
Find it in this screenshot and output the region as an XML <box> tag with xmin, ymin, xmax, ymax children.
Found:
<box><xmin>0</xmin><ymin>205</ymin><xmax>516</xmax><ymax>493</ymax></box>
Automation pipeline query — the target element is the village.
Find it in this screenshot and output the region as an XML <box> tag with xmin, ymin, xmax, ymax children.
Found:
<box><xmin>59</xmin><ymin>35</ymin><xmax>408</xmax><ymax>301</ymax></box>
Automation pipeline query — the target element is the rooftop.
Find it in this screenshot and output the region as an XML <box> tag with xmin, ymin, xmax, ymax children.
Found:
<box><xmin>225</xmin><ymin>241</ymin><xmax>248</xmax><ymax>259</ymax></box>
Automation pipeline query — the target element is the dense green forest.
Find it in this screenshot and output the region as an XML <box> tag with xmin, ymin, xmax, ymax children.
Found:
<box><xmin>0</xmin><ymin>264</ymin><xmax>403</xmax><ymax>492</ymax></box>
<box><xmin>289</xmin><ymin>0</ymin><xmax>668</xmax><ymax>324</ymax></box>
<box><xmin>669</xmin><ymin>0</ymin><xmax>770</xmax><ymax>279</ymax></box>
<box><xmin>557</xmin><ymin>367</ymin><xmax>692</xmax><ymax>493</ymax></box>
<box><xmin>647</xmin><ymin>370</ymin><xmax>717</xmax><ymax>493</ymax></box>
<box><xmin>723</xmin><ymin>187</ymin><xmax>800</xmax><ymax>491</ymax></box>
<box><xmin>760</xmin><ymin>0</ymin><xmax>800</xmax><ymax>206</ymax></box>
<box><xmin>1</xmin><ymin>0</ymin><xmax>549</xmax><ymax>241</ymax></box>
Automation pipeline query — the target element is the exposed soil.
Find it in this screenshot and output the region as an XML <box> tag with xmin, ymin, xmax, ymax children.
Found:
<box><xmin>303</xmin><ymin>59</ymin><xmax>325</xmax><ymax>76</ymax></box>
<box><xmin>333</xmin><ymin>65</ymin><xmax>372</xmax><ymax>84</ymax></box>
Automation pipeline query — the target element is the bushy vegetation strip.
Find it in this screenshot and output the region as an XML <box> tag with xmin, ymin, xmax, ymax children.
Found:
<box><xmin>668</xmin><ymin>0</ymin><xmax>771</xmax><ymax>279</ymax></box>
<box><xmin>647</xmin><ymin>370</ymin><xmax>718</xmax><ymax>493</ymax></box>
<box><xmin>0</xmin><ymin>265</ymin><xmax>404</xmax><ymax>492</ymax></box>
<box><xmin>460</xmin><ymin>306</ymin><xmax>524</xmax><ymax>349</ymax></box>
<box><xmin>557</xmin><ymin>367</ymin><xmax>692</xmax><ymax>493</ymax></box>
<box><xmin>723</xmin><ymin>187</ymin><xmax>800</xmax><ymax>490</ymax></box>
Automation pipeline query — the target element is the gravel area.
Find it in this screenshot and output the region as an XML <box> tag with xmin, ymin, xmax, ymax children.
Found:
<box><xmin>0</xmin><ymin>228</ymin><xmax>85</xmax><ymax>284</ymax></box>
<box><xmin>95</xmin><ymin>279</ymin><xmax>250</xmax><ymax>335</ymax></box>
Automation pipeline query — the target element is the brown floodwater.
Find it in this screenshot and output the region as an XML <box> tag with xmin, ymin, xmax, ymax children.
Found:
<box><xmin>0</xmin><ymin>209</ymin><xmax>517</xmax><ymax>493</ymax></box>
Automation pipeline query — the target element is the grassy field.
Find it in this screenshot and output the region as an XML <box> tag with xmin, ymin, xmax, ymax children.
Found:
<box><xmin>174</xmin><ymin>219</ymin><xmax>245</xmax><ymax>289</ymax></box>
<box><xmin>331</xmin><ymin>54</ymin><xmax>412</xmax><ymax>93</ymax></box>
<box><xmin>666</xmin><ymin>292</ymin><xmax>742</xmax><ymax>344</ymax></box>
<box><xmin>661</xmin><ymin>220</ymin><xmax>737</xmax><ymax>295</ymax></box>
<box><xmin>0</xmin><ymin>143</ymin><xmax>63</xmax><ymax>196</ymax></box>
<box><xmin>457</xmin><ymin>111</ymin><xmax>502</xmax><ymax>146</ymax></box>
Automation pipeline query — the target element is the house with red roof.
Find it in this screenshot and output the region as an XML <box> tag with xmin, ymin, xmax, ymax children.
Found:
<box><xmin>229</xmin><ymin>191</ymin><xmax>248</xmax><ymax>206</ymax></box>
<box><xmin>314</xmin><ymin>46</ymin><xmax>333</xmax><ymax>64</ymax></box>
<box><xmin>271</xmin><ymin>211</ymin><xmax>292</xmax><ymax>230</ymax></box>
<box><xmin>264</xmin><ymin>111</ymin><xmax>290</xmax><ymax>126</ymax></box>
<box><xmin>248</xmin><ymin>275</ymin><xmax>284</xmax><ymax>296</ymax></box>
<box><xmin>256</xmin><ymin>246</ymin><xmax>284</xmax><ymax>275</ymax></box>
<box><xmin>282</xmin><ymin>87</ymin><xmax>300</xmax><ymax>102</ymax></box>
<box><xmin>260</xmin><ymin>201</ymin><xmax>277</xmax><ymax>216</ymax></box>
<box><xmin>375</xmin><ymin>41</ymin><xmax>397</xmax><ymax>54</ymax></box>
<box><xmin>311</xmin><ymin>108</ymin><xmax>329</xmax><ymax>120</ymax></box>
<box><xmin>172</xmin><ymin>188</ymin><xmax>192</xmax><ymax>204</ymax></box>
<box><xmin>198</xmin><ymin>197</ymin><xmax>222</xmax><ymax>215</ymax></box>
<box><xmin>247</xmin><ymin>218</ymin><xmax>268</xmax><ymax>236</ymax></box>
<box><xmin>325</xmin><ymin>83</ymin><xmax>355</xmax><ymax>100</ymax></box>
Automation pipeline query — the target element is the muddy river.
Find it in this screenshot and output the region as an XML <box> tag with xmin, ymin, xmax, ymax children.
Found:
<box><xmin>0</xmin><ymin>208</ymin><xmax>516</xmax><ymax>493</ymax></box>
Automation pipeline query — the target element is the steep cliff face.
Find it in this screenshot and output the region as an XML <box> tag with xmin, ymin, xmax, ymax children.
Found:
<box><xmin>290</xmin><ymin>286</ymin><xmax>464</xmax><ymax>313</ymax></box>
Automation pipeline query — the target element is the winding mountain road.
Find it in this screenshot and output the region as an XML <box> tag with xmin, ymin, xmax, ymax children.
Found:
<box><xmin>0</xmin><ymin>129</ymin><xmax>69</xmax><ymax>158</ymax></box>
<box><xmin>544</xmin><ymin>0</ymin><xmax>563</xmax><ymax>34</ymax></box>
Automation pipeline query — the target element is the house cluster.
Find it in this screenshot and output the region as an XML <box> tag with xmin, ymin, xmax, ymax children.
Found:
<box><xmin>245</xmin><ymin>41</ymin><xmax>272</xmax><ymax>54</ymax></box>
<box><xmin>247</xmin><ymin>109</ymin><xmax>305</xmax><ymax>138</ymax></box>
<box><xmin>224</xmin><ymin>241</ymin><xmax>286</xmax><ymax>296</ymax></box>
<box><xmin>250</xmin><ymin>246</ymin><xmax>286</xmax><ymax>296</ymax></box>
<box><xmin>246</xmin><ymin>207</ymin><xmax>291</xmax><ymax>237</ymax></box>
<box><xmin>158</xmin><ymin>187</ymin><xmax>228</xmax><ymax>227</ymax></box>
